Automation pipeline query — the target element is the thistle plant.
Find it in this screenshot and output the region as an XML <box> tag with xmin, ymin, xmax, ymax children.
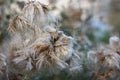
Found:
<box><xmin>1</xmin><ymin>0</ymin><xmax>120</xmax><ymax>80</ymax></box>
<box><xmin>7</xmin><ymin>1</ymin><xmax>80</xmax><ymax>77</ymax></box>
<box><xmin>87</xmin><ymin>36</ymin><xmax>120</xmax><ymax>80</ymax></box>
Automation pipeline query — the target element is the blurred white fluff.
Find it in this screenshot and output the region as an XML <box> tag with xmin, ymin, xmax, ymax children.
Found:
<box><xmin>17</xmin><ymin>0</ymin><xmax>49</xmax><ymax>5</ymax></box>
<box><xmin>87</xmin><ymin>51</ymin><xmax>98</xmax><ymax>64</ymax></box>
<box><xmin>109</xmin><ymin>36</ymin><xmax>120</xmax><ymax>50</ymax></box>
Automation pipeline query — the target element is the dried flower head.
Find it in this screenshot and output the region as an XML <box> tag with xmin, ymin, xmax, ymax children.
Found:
<box><xmin>10</xmin><ymin>29</ymin><xmax>74</xmax><ymax>73</ymax></box>
<box><xmin>88</xmin><ymin>36</ymin><xmax>120</xmax><ymax>69</ymax></box>
<box><xmin>8</xmin><ymin>1</ymin><xmax>79</xmax><ymax>75</ymax></box>
<box><xmin>88</xmin><ymin>49</ymin><xmax>120</xmax><ymax>70</ymax></box>
<box><xmin>23</xmin><ymin>1</ymin><xmax>49</xmax><ymax>28</ymax></box>
<box><xmin>87</xmin><ymin>36</ymin><xmax>120</xmax><ymax>80</ymax></box>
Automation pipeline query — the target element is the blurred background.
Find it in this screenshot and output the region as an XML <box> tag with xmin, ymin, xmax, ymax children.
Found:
<box><xmin>0</xmin><ymin>0</ymin><xmax>120</xmax><ymax>80</ymax></box>
<box><xmin>0</xmin><ymin>0</ymin><xmax>120</xmax><ymax>43</ymax></box>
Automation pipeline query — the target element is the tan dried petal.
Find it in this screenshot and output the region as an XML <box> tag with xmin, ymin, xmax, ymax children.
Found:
<box><xmin>55</xmin><ymin>46</ymin><xmax>68</xmax><ymax>60</ymax></box>
<box><xmin>8</xmin><ymin>20</ymin><xmax>17</xmax><ymax>34</ymax></box>
<box><xmin>36</xmin><ymin>54</ymin><xmax>45</xmax><ymax>69</ymax></box>
<box><xmin>8</xmin><ymin>15</ymin><xmax>28</xmax><ymax>33</ymax></box>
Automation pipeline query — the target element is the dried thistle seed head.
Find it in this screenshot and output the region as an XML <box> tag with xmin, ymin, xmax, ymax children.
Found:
<box><xmin>8</xmin><ymin>1</ymin><xmax>57</xmax><ymax>36</ymax></box>
<box><xmin>109</xmin><ymin>36</ymin><xmax>120</xmax><ymax>50</ymax></box>
<box><xmin>24</xmin><ymin>1</ymin><xmax>48</xmax><ymax>15</ymax></box>
<box><xmin>88</xmin><ymin>48</ymin><xmax>120</xmax><ymax>70</ymax></box>
<box><xmin>8</xmin><ymin>0</ymin><xmax>78</xmax><ymax>75</ymax></box>
<box><xmin>0</xmin><ymin>53</ymin><xmax>6</xmax><ymax>74</ymax></box>
<box><xmin>11</xmin><ymin>30</ymin><xmax>73</xmax><ymax>72</ymax></box>
<box><xmin>103</xmin><ymin>49</ymin><xmax>120</xmax><ymax>69</ymax></box>
<box><xmin>10</xmin><ymin>28</ymin><xmax>75</xmax><ymax>75</ymax></box>
<box><xmin>23</xmin><ymin>1</ymin><xmax>49</xmax><ymax>27</ymax></box>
